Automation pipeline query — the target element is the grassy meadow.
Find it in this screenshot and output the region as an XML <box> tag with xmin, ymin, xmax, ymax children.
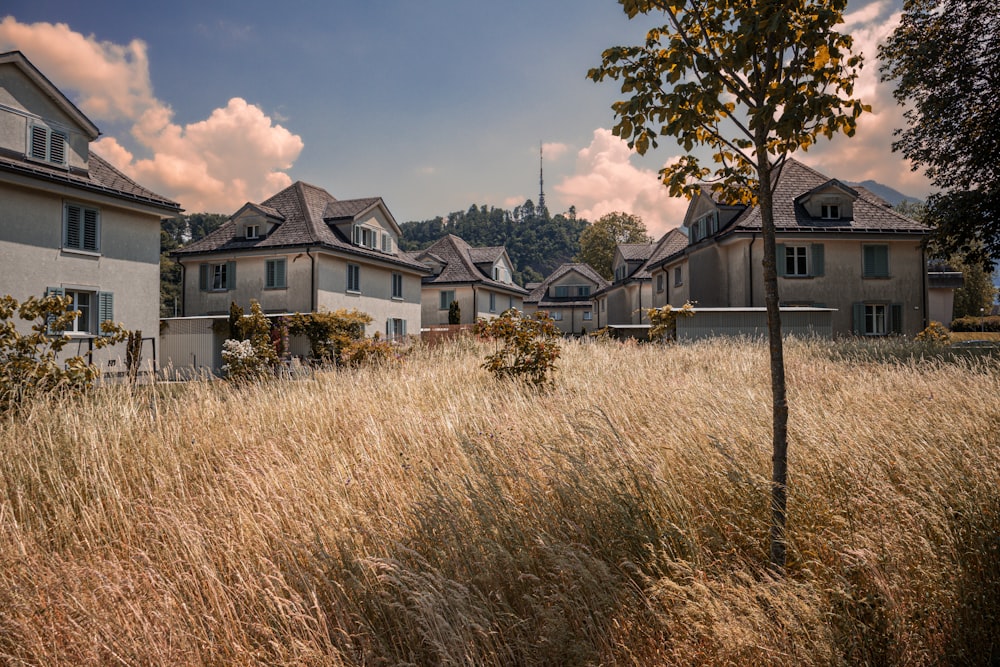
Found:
<box><xmin>1</xmin><ymin>336</ymin><xmax>998</xmax><ymax>665</ymax></box>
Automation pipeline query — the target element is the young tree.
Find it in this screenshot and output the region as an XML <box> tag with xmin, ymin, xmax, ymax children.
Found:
<box><xmin>575</xmin><ymin>212</ymin><xmax>651</xmax><ymax>279</ymax></box>
<box><xmin>880</xmin><ymin>0</ymin><xmax>1000</xmax><ymax>269</ymax></box>
<box><xmin>589</xmin><ymin>0</ymin><xmax>867</xmax><ymax>573</ymax></box>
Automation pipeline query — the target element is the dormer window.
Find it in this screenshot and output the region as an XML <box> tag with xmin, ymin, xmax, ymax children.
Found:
<box><xmin>28</xmin><ymin>123</ymin><xmax>67</xmax><ymax>167</ymax></box>
<box><xmin>353</xmin><ymin>225</ymin><xmax>379</xmax><ymax>250</ymax></box>
<box><xmin>690</xmin><ymin>211</ymin><xmax>719</xmax><ymax>242</ymax></box>
<box><xmin>821</xmin><ymin>203</ymin><xmax>840</xmax><ymax>219</ymax></box>
<box><xmin>245</xmin><ymin>224</ymin><xmax>261</xmax><ymax>239</ymax></box>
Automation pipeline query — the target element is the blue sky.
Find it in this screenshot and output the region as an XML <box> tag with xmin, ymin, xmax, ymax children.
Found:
<box><xmin>1</xmin><ymin>0</ymin><xmax>927</xmax><ymax>236</ymax></box>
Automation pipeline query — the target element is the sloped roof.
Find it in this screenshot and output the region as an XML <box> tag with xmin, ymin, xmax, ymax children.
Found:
<box><xmin>468</xmin><ymin>246</ymin><xmax>506</xmax><ymax>265</ymax></box>
<box><xmin>174</xmin><ymin>181</ymin><xmax>429</xmax><ymax>271</ymax></box>
<box><xmin>525</xmin><ymin>262</ymin><xmax>610</xmax><ymax>305</ymax></box>
<box><xmin>416</xmin><ymin>234</ymin><xmax>527</xmax><ymax>294</ymax></box>
<box><xmin>728</xmin><ymin>159</ymin><xmax>928</xmax><ymax>234</ymax></box>
<box><xmin>618</xmin><ymin>243</ymin><xmax>656</xmax><ymax>262</ymax></box>
<box><xmin>0</xmin><ymin>149</ymin><xmax>180</xmax><ymax>212</ymax></box>
<box><xmin>0</xmin><ymin>51</ymin><xmax>99</xmax><ymax>139</ymax></box>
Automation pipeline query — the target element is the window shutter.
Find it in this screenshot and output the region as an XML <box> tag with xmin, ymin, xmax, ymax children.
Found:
<box><xmin>98</xmin><ymin>292</ymin><xmax>114</xmax><ymax>336</ymax></box>
<box><xmin>811</xmin><ymin>244</ymin><xmax>825</xmax><ymax>277</ymax></box>
<box><xmin>852</xmin><ymin>302</ymin><xmax>864</xmax><ymax>335</ymax></box>
<box><xmin>49</xmin><ymin>131</ymin><xmax>67</xmax><ymax>165</ymax></box>
<box><xmin>776</xmin><ymin>244</ymin><xmax>787</xmax><ymax>277</ymax></box>
<box><xmin>199</xmin><ymin>264</ymin><xmax>209</xmax><ymax>291</ymax></box>
<box><xmin>864</xmin><ymin>245</ymin><xmax>889</xmax><ymax>277</ymax></box>
<box><xmin>30</xmin><ymin>125</ymin><xmax>47</xmax><ymax>159</ymax></box>
<box><xmin>276</xmin><ymin>259</ymin><xmax>285</xmax><ymax>288</ymax></box>
<box><xmin>226</xmin><ymin>261</ymin><xmax>236</xmax><ymax>290</ymax></box>
<box><xmin>65</xmin><ymin>204</ymin><xmax>81</xmax><ymax>248</ymax></box>
<box><xmin>386</xmin><ymin>318</ymin><xmax>391</xmax><ymax>337</ymax></box>
<box><xmin>890</xmin><ymin>303</ymin><xmax>903</xmax><ymax>335</ymax></box>
<box><xmin>83</xmin><ymin>209</ymin><xmax>98</xmax><ymax>251</ymax></box>
<box><xmin>402</xmin><ymin>319</ymin><xmax>407</xmax><ymax>336</ymax></box>
<box><xmin>45</xmin><ymin>286</ymin><xmax>65</xmax><ymax>335</ymax></box>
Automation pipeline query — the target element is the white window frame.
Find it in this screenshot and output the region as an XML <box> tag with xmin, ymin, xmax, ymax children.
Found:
<box><xmin>346</xmin><ymin>264</ymin><xmax>361</xmax><ymax>293</ymax></box>
<box><xmin>821</xmin><ymin>203</ymin><xmax>840</xmax><ymax>220</ymax></box>
<box><xmin>785</xmin><ymin>245</ymin><xmax>809</xmax><ymax>277</ymax></box>
<box><xmin>65</xmin><ymin>289</ymin><xmax>94</xmax><ymax>334</ymax></box>
<box><xmin>550</xmin><ymin>310</ymin><xmax>563</xmax><ymax>321</ymax></box>
<box><xmin>63</xmin><ymin>202</ymin><xmax>100</xmax><ymax>253</ymax></box>
<box><xmin>265</xmin><ymin>258</ymin><xmax>286</xmax><ymax>289</ymax></box>
<box><xmin>391</xmin><ymin>273</ymin><xmax>403</xmax><ymax>299</ymax></box>
<box><xmin>28</xmin><ymin>123</ymin><xmax>68</xmax><ymax>167</ymax></box>
<box><xmin>583</xmin><ymin>310</ymin><xmax>593</xmax><ymax>321</ymax></box>
<box><xmin>674</xmin><ymin>267</ymin><xmax>683</xmax><ymax>287</ymax></box>
<box><xmin>386</xmin><ymin>317</ymin><xmax>407</xmax><ymax>340</ymax></box>
<box><xmin>864</xmin><ymin>303</ymin><xmax>887</xmax><ymax>336</ymax></box>
<box><xmin>246</xmin><ymin>224</ymin><xmax>261</xmax><ymax>240</ymax></box>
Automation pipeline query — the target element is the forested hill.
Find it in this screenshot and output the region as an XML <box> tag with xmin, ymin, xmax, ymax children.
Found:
<box><xmin>399</xmin><ymin>200</ymin><xmax>589</xmax><ymax>285</ymax></box>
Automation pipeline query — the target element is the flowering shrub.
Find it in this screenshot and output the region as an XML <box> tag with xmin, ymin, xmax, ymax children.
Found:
<box><xmin>286</xmin><ymin>309</ymin><xmax>372</xmax><ymax>364</ymax></box>
<box><xmin>646</xmin><ymin>302</ymin><xmax>695</xmax><ymax>342</ymax></box>
<box><xmin>221</xmin><ymin>300</ymin><xmax>280</xmax><ymax>382</ymax></box>
<box><xmin>0</xmin><ymin>293</ymin><xmax>126</xmax><ymax>414</ymax></box>
<box><xmin>474</xmin><ymin>309</ymin><xmax>561</xmax><ymax>388</ymax></box>
<box><xmin>915</xmin><ymin>321</ymin><xmax>952</xmax><ymax>345</ymax></box>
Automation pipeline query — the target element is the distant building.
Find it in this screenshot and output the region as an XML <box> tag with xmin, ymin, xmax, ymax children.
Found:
<box><xmin>523</xmin><ymin>263</ymin><xmax>609</xmax><ymax>335</ymax></box>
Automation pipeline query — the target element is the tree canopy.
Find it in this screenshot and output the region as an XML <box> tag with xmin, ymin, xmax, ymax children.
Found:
<box><xmin>575</xmin><ymin>212</ymin><xmax>651</xmax><ymax>279</ymax></box>
<box><xmin>589</xmin><ymin>0</ymin><xmax>867</xmax><ymax>573</ymax></box>
<box><xmin>879</xmin><ymin>0</ymin><xmax>1000</xmax><ymax>269</ymax></box>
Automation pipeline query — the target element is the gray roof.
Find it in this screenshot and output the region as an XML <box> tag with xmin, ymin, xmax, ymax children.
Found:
<box><xmin>728</xmin><ymin>159</ymin><xmax>928</xmax><ymax>235</ymax></box>
<box><xmin>0</xmin><ymin>149</ymin><xmax>180</xmax><ymax>212</ymax></box>
<box><xmin>416</xmin><ymin>234</ymin><xmax>528</xmax><ymax>294</ymax></box>
<box><xmin>525</xmin><ymin>263</ymin><xmax>609</xmax><ymax>305</ymax></box>
<box><xmin>174</xmin><ymin>181</ymin><xmax>429</xmax><ymax>272</ymax></box>
<box><xmin>618</xmin><ymin>243</ymin><xmax>656</xmax><ymax>262</ymax></box>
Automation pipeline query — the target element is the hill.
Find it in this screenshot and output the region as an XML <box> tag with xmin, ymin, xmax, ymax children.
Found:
<box><xmin>846</xmin><ymin>180</ymin><xmax>921</xmax><ymax>207</ymax></box>
<box><xmin>399</xmin><ymin>200</ymin><xmax>589</xmax><ymax>285</ymax></box>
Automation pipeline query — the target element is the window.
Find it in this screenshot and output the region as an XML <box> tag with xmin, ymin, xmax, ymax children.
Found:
<box><xmin>854</xmin><ymin>302</ymin><xmax>903</xmax><ymax>336</ymax></box>
<box><xmin>656</xmin><ymin>274</ymin><xmax>664</xmax><ymax>293</ymax></box>
<box><xmin>690</xmin><ymin>211</ymin><xmax>719</xmax><ymax>242</ymax></box>
<box><xmin>199</xmin><ymin>262</ymin><xmax>235</xmax><ymax>291</ymax></box>
<box><xmin>347</xmin><ymin>264</ymin><xmax>360</xmax><ymax>292</ymax></box>
<box><xmin>46</xmin><ymin>287</ymin><xmax>113</xmax><ymax>336</ymax></box>
<box><xmin>821</xmin><ymin>203</ymin><xmax>840</xmax><ymax>219</ymax></box>
<box><xmin>615</xmin><ymin>264</ymin><xmax>627</xmax><ymax>281</ymax></box>
<box><xmin>29</xmin><ymin>124</ymin><xmax>67</xmax><ymax>166</ymax></box>
<box><xmin>386</xmin><ymin>318</ymin><xmax>407</xmax><ymax>340</ymax></box>
<box><xmin>550</xmin><ymin>310</ymin><xmax>563</xmax><ymax>321</ymax></box>
<box><xmin>674</xmin><ymin>267</ymin><xmax>683</xmax><ymax>286</ymax></box>
<box><xmin>439</xmin><ymin>290</ymin><xmax>455</xmax><ymax>310</ymax></box>
<box><xmin>245</xmin><ymin>224</ymin><xmax>261</xmax><ymax>239</ymax></box>
<box><xmin>583</xmin><ymin>311</ymin><xmax>593</xmax><ymax>321</ymax></box>
<box><xmin>382</xmin><ymin>234</ymin><xmax>393</xmax><ymax>253</ymax></box>
<box><xmin>601</xmin><ymin>299</ymin><xmax>605</xmax><ymax>311</ymax></box>
<box><xmin>554</xmin><ymin>285</ymin><xmax>569</xmax><ymax>298</ymax></box>
<box><xmin>265</xmin><ymin>259</ymin><xmax>286</xmax><ymax>289</ymax></box>
<box><xmin>577</xmin><ymin>285</ymin><xmax>590</xmax><ymax>297</ymax></box>
<box><xmin>489</xmin><ymin>292</ymin><xmax>496</xmax><ymax>312</ymax></box>
<box><xmin>862</xmin><ymin>245</ymin><xmax>890</xmax><ymax>278</ymax></box>
<box><xmin>785</xmin><ymin>245</ymin><xmax>808</xmax><ymax>276</ymax></box>
<box><xmin>391</xmin><ymin>273</ymin><xmax>403</xmax><ymax>299</ymax></box>
<box><xmin>63</xmin><ymin>203</ymin><xmax>99</xmax><ymax>252</ymax></box>
<box><xmin>353</xmin><ymin>226</ymin><xmax>379</xmax><ymax>249</ymax></box>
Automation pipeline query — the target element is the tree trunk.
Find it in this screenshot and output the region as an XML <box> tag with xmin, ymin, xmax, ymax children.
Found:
<box><xmin>757</xmin><ymin>160</ymin><xmax>790</xmax><ymax>575</ymax></box>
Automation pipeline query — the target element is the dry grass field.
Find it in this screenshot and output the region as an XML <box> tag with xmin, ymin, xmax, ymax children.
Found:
<box><xmin>1</xmin><ymin>336</ymin><xmax>998</xmax><ymax>665</ymax></box>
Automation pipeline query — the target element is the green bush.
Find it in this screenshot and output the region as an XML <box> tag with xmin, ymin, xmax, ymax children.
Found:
<box><xmin>950</xmin><ymin>315</ymin><xmax>1000</xmax><ymax>332</ymax></box>
<box><xmin>222</xmin><ymin>300</ymin><xmax>280</xmax><ymax>383</ymax></box>
<box><xmin>448</xmin><ymin>300</ymin><xmax>462</xmax><ymax>325</ymax></box>
<box><xmin>0</xmin><ymin>293</ymin><xmax>125</xmax><ymax>414</ymax></box>
<box><xmin>286</xmin><ymin>309</ymin><xmax>372</xmax><ymax>364</ymax></box>
<box><xmin>474</xmin><ymin>309</ymin><xmax>561</xmax><ymax>388</ymax></box>
<box><xmin>340</xmin><ymin>335</ymin><xmax>402</xmax><ymax>368</ymax></box>
<box><xmin>646</xmin><ymin>302</ymin><xmax>695</xmax><ymax>342</ymax></box>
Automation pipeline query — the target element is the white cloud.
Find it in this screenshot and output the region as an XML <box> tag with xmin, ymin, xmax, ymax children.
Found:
<box><xmin>554</xmin><ymin>129</ymin><xmax>688</xmax><ymax>238</ymax></box>
<box><xmin>0</xmin><ymin>17</ymin><xmax>303</xmax><ymax>213</ymax></box>
<box><xmin>541</xmin><ymin>141</ymin><xmax>570</xmax><ymax>161</ymax></box>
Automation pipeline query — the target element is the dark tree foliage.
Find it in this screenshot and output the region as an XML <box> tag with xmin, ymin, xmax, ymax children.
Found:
<box><xmin>880</xmin><ymin>0</ymin><xmax>1000</xmax><ymax>269</ymax></box>
<box><xmin>399</xmin><ymin>201</ymin><xmax>589</xmax><ymax>285</ymax></box>
<box><xmin>160</xmin><ymin>213</ymin><xmax>229</xmax><ymax>317</ymax></box>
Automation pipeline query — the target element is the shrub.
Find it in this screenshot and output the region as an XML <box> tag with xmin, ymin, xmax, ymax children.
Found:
<box><xmin>915</xmin><ymin>321</ymin><xmax>951</xmax><ymax>345</ymax></box>
<box><xmin>286</xmin><ymin>309</ymin><xmax>372</xmax><ymax>364</ymax></box>
<box><xmin>950</xmin><ymin>315</ymin><xmax>1000</xmax><ymax>332</ymax></box>
<box><xmin>221</xmin><ymin>300</ymin><xmax>280</xmax><ymax>383</ymax></box>
<box><xmin>0</xmin><ymin>293</ymin><xmax>125</xmax><ymax>413</ymax></box>
<box><xmin>646</xmin><ymin>302</ymin><xmax>695</xmax><ymax>342</ymax></box>
<box><xmin>340</xmin><ymin>335</ymin><xmax>402</xmax><ymax>368</ymax></box>
<box><xmin>448</xmin><ymin>300</ymin><xmax>462</xmax><ymax>325</ymax></box>
<box><xmin>474</xmin><ymin>309</ymin><xmax>561</xmax><ymax>388</ymax></box>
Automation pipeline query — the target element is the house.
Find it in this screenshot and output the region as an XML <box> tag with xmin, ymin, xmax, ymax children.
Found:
<box><xmin>523</xmin><ymin>263</ymin><xmax>609</xmax><ymax>335</ymax></box>
<box><xmin>409</xmin><ymin>234</ymin><xmax>527</xmax><ymax>325</ymax></box>
<box><xmin>594</xmin><ymin>229</ymin><xmax>688</xmax><ymax>329</ymax></box>
<box><xmin>647</xmin><ymin>158</ymin><xmax>932</xmax><ymax>337</ymax></box>
<box><xmin>172</xmin><ymin>182</ymin><xmax>430</xmax><ymax>345</ymax></box>
<box><xmin>0</xmin><ymin>51</ymin><xmax>181</xmax><ymax>367</ymax></box>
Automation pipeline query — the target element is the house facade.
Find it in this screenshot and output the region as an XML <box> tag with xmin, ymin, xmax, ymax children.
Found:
<box><xmin>409</xmin><ymin>234</ymin><xmax>527</xmax><ymax>326</ymax></box>
<box><xmin>173</xmin><ymin>182</ymin><xmax>429</xmax><ymax>341</ymax></box>
<box><xmin>648</xmin><ymin>159</ymin><xmax>931</xmax><ymax>337</ymax></box>
<box><xmin>523</xmin><ymin>263</ymin><xmax>609</xmax><ymax>335</ymax></box>
<box><xmin>0</xmin><ymin>51</ymin><xmax>180</xmax><ymax>366</ymax></box>
<box><xmin>594</xmin><ymin>230</ymin><xmax>688</xmax><ymax>328</ymax></box>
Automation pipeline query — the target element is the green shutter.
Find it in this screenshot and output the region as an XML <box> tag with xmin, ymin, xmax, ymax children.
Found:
<box><xmin>863</xmin><ymin>245</ymin><xmax>889</xmax><ymax>277</ymax></box>
<box><xmin>776</xmin><ymin>244</ymin><xmax>787</xmax><ymax>277</ymax></box>
<box><xmin>65</xmin><ymin>204</ymin><xmax>81</xmax><ymax>248</ymax></box>
<box><xmin>83</xmin><ymin>209</ymin><xmax>98</xmax><ymax>251</ymax></box>
<box><xmin>226</xmin><ymin>261</ymin><xmax>236</xmax><ymax>290</ymax></box>
<box><xmin>402</xmin><ymin>319</ymin><xmax>407</xmax><ymax>336</ymax></box>
<box><xmin>276</xmin><ymin>259</ymin><xmax>286</xmax><ymax>288</ymax></box>
<box><xmin>852</xmin><ymin>302</ymin><xmax>864</xmax><ymax>335</ymax></box>
<box><xmin>890</xmin><ymin>303</ymin><xmax>903</xmax><ymax>335</ymax></box>
<box><xmin>266</xmin><ymin>260</ymin><xmax>275</xmax><ymax>288</ymax></box>
<box><xmin>45</xmin><ymin>286</ymin><xmax>65</xmax><ymax>335</ymax></box>
<box><xmin>811</xmin><ymin>244</ymin><xmax>825</xmax><ymax>277</ymax></box>
<box><xmin>199</xmin><ymin>264</ymin><xmax>210</xmax><ymax>291</ymax></box>
<box><xmin>98</xmin><ymin>292</ymin><xmax>114</xmax><ymax>336</ymax></box>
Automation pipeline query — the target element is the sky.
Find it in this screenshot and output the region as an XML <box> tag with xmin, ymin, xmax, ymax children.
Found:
<box><xmin>1</xmin><ymin>0</ymin><xmax>931</xmax><ymax>238</ymax></box>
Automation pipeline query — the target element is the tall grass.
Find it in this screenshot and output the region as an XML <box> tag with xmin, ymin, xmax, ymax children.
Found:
<box><xmin>1</xmin><ymin>337</ymin><xmax>998</xmax><ymax>665</ymax></box>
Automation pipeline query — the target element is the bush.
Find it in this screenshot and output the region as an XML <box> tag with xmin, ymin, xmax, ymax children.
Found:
<box><xmin>340</xmin><ymin>335</ymin><xmax>402</xmax><ymax>368</ymax></box>
<box><xmin>448</xmin><ymin>300</ymin><xmax>462</xmax><ymax>325</ymax></box>
<box><xmin>915</xmin><ymin>321</ymin><xmax>951</xmax><ymax>345</ymax></box>
<box><xmin>221</xmin><ymin>300</ymin><xmax>280</xmax><ymax>383</ymax></box>
<box><xmin>474</xmin><ymin>309</ymin><xmax>561</xmax><ymax>388</ymax></box>
<box><xmin>646</xmin><ymin>302</ymin><xmax>695</xmax><ymax>342</ymax></box>
<box><xmin>286</xmin><ymin>309</ymin><xmax>372</xmax><ymax>364</ymax></box>
<box><xmin>950</xmin><ymin>315</ymin><xmax>1000</xmax><ymax>332</ymax></box>
<box><xmin>0</xmin><ymin>293</ymin><xmax>125</xmax><ymax>414</ymax></box>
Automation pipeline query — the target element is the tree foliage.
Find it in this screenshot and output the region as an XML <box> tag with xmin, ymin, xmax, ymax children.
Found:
<box><xmin>286</xmin><ymin>309</ymin><xmax>372</xmax><ymax>365</ymax></box>
<box><xmin>576</xmin><ymin>212</ymin><xmax>651</xmax><ymax>279</ymax></box>
<box><xmin>160</xmin><ymin>213</ymin><xmax>229</xmax><ymax>317</ymax></box>
<box><xmin>880</xmin><ymin>0</ymin><xmax>1000</xmax><ymax>269</ymax></box>
<box><xmin>589</xmin><ymin>0</ymin><xmax>867</xmax><ymax>573</ymax></box>
<box><xmin>474</xmin><ymin>309</ymin><xmax>561</xmax><ymax>389</ymax></box>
